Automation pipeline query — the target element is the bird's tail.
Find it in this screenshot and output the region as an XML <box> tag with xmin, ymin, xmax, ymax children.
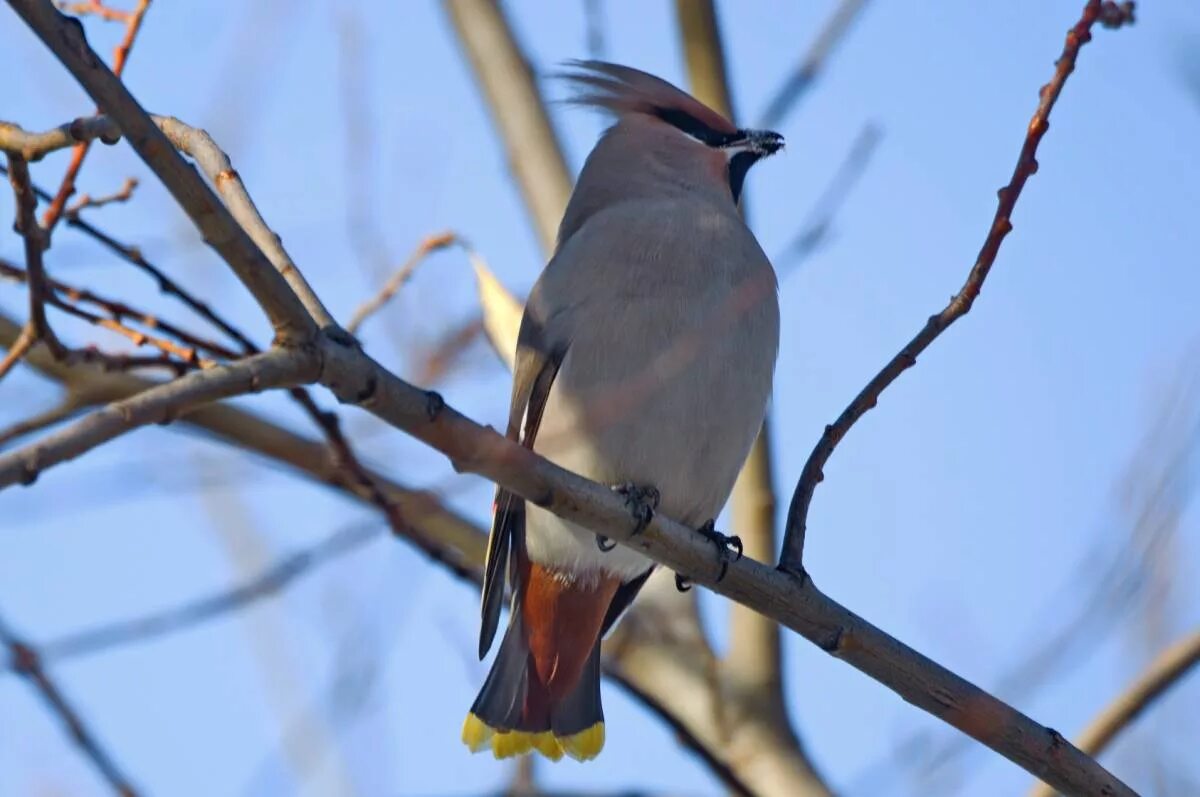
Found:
<box><xmin>462</xmin><ymin>609</ymin><xmax>605</xmax><ymax>762</ymax></box>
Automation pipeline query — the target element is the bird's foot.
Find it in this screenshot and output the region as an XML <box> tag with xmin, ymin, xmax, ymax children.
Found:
<box><xmin>612</xmin><ymin>482</ymin><xmax>660</xmax><ymax>535</ymax></box>
<box><xmin>674</xmin><ymin>519</ymin><xmax>742</xmax><ymax>591</ymax></box>
<box><xmin>598</xmin><ymin>483</ymin><xmax>660</xmax><ymax>554</ymax></box>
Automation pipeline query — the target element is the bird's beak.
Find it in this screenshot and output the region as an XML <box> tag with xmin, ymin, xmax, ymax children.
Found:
<box><xmin>729</xmin><ymin>129</ymin><xmax>785</xmax><ymax>157</ymax></box>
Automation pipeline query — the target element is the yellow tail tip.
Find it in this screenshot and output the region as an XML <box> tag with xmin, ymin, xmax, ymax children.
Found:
<box><xmin>461</xmin><ymin>714</ymin><xmax>603</xmax><ymax>762</ymax></box>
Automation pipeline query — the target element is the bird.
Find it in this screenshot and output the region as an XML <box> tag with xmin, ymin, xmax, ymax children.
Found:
<box><xmin>462</xmin><ymin>61</ymin><xmax>783</xmax><ymax>762</ymax></box>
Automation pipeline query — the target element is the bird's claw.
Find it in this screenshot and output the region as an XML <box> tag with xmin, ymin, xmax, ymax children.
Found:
<box><xmin>673</xmin><ymin>521</ymin><xmax>740</xmax><ymax>591</ymax></box>
<box><xmin>698</xmin><ymin>519</ymin><xmax>741</xmax><ymax>582</ymax></box>
<box><xmin>612</xmin><ymin>482</ymin><xmax>660</xmax><ymax>536</ymax></box>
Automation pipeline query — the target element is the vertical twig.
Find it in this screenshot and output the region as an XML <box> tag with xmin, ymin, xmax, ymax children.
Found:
<box><xmin>40</xmin><ymin>0</ymin><xmax>152</xmax><ymax>235</ymax></box>
<box><xmin>443</xmin><ymin>0</ymin><xmax>573</xmax><ymax>253</ymax></box>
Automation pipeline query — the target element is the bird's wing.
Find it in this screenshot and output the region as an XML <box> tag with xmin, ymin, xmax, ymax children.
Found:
<box><xmin>478</xmin><ymin>310</ymin><xmax>568</xmax><ymax>659</ymax></box>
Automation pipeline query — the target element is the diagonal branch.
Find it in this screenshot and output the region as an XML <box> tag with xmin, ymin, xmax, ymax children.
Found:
<box><xmin>5</xmin><ymin>0</ymin><xmax>318</xmax><ymax>343</ymax></box>
<box><xmin>757</xmin><ymin>0</ymin><xmax>872</xmax><ymax>129</ymax></box>
<box><xmin>1028</xmin><ymin>629</ymin><xmax>1200</xmax><ymax>797</ymax></box>
<box><xmin>0</xmin><ymin>611</ymin><xmax>140</xmax><ymax>797</ymax></box>
<box><xmin>0</xmin><ymin>347</ymin><xmax>314</xmax><ymax>485</ymax></box>
<box><xmin>779</xmin><ymin>0</ymin><xmax>1135</xmax><ymax>572</ymax></box>
<box><xmin>0</xmin><ymin>321</ymin><xmax>1138</xmax><ymax>794</ymax></box>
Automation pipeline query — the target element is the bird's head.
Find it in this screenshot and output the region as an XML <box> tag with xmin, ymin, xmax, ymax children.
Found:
<box><xmin>561</xmin><ymin>60</ymin><xmax>784</xmax><ymax>207</ymax></box>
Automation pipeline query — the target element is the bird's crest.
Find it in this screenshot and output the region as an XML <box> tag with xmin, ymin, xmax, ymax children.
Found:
<box><xmin>559</xmin><ymin>60</ymin><xmax>736</xmax><ymax>136</ymax></box>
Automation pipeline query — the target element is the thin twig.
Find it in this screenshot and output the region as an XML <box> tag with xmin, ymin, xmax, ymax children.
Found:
<box><xmin>0</xmin><ymin>611</ymin><xmax>140</xmax><ymax>796</ymax></box>
<box><xmin>3</xmin><ymin>154</ymin><xmax>66</xmax><ymax>381</ymax></box>
<box><xmin>0</xmin><ymin>258</ymin><xmax>239</xmax><ymax>361</ymax></box>
<box><xmin>65</xmin><ymin>176</ymin><xmax>138</xmax><ymax>217</ymax></box>
<box><xmin>1028</xmin><ymin>629</ymin><xmax>1199</xmax><ymax>797</ymax></box>
<box><xmin>5</xmin><ymin>4</ymin><xmax>317</xmax><ymax>343</ymax></box>
<box><xmin>346</xmin><ymin>231</ymin><xmax>458</xmax><ymax>334</ymax></box>
<box><xmin>53</xmin><ymin>0</ymin><xmax>129</xmax><ymax>23</ymax></box>
<box><xmin>757</xmin><ymin>0</ymin><xmax>872</xmax><ymax>129</ymax></box>
<box><xmin>40</xmin><ymin>0</ymin><xmax>152</xmax><ymax>234</ymax></box>
<box><xmin>779</xmin><ymin>0</ymin><xmax>1136</xmax><ymax>572</ymax></box>
<box><xmin>32</xmin><ymin>522</ymin><xmax>383</xmax><ymax>663</ymax></box>
<box><xmin>0</xmin><ymin>391</ymin><xmax>90</xmax><ymax>448</ymax></box>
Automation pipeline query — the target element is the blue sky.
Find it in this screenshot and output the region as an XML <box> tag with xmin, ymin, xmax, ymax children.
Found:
<box><xmin>2</xmin><ymin>1</ymin><xmax>1199</xmax><ymax>795</ymax></box>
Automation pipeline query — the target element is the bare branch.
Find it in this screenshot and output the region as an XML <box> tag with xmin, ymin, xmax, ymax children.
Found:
<box><xmin>316</xmin><ymin>333</ymin><xmax>1136</xmax><ymax>796</ymax></box>
<box><xmin>5</xmin><ymin>0</ymin><xmax>317</xmax><ymax>343</ymax></box>
<box><xmin>0</xmin><ymin>347</ymin><xmax>315</xmax><ymax>485</ymax></box>
<box><xmin>779</xmin><ymin>0</ymin><xmax>1135</xmax><ymax>572</ymax></box>
<box><xmin>32</xmin><ymin>521</ymin><xmax>382</xmax><ymax>664</ymax></box>
<box><xmin>0</xmin><ymin>308</ymin><xmax>1138</xmax><ymax>793</ymax></box>
<box><xmin>0</xmin><ymin>611</ymin><xmax>140</xmax><ymax>796</ymax></box>
<box><xmin>39</xmin><ymin>0</ymin><xmax>150</xmax><ymax>234</ymax></box>
<box><xmin>347</xmin><ymin>231</ymin><xmax>458</xmax><ymax>335</ymax></box>
<box><xmin>65</xmin><ymin>175</ymin><xmax>138</xmax><ymax>217</ymax></box>
<box><xmin>0</xmin><ymin>310</ymin><xmax>488</xmax><ymax>570</ymax></box>
<box><xmin>3</xmin><ymin>153</ymin><xmax>67</xmax><ymax>380</ymax></box>
<box><xmin>1028</xmin><ymin>630</ymin><xmax>1200</xmax><ymax>797</ymax></box>
<box><xmin>758</xmin><ymin>0</ymin><xmax>872</xmax><ymax>129</ymax></box>
<box><xmin>443</xmin><ymin>0</ymin><xmax>573</xmax><ymax>254</ymax></box>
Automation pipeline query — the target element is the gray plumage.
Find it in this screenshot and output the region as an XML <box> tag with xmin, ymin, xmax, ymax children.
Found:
<box><xmin>469</xmin><ymin>61</ymin><xmax>781</xmax><ymax>759</ymax></box>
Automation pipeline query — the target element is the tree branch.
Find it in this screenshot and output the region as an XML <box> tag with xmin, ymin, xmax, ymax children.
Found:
<box><xmin>0</xmin><ymin>611</ymin><xmax>140</xmax><ymax>796</ymax></box>
<box><xmin>39</xmin><ymin>0</ymin><xmax>151</xmax><ymax>235</ymax></box>
<box><xmin>1028</xmin><ymin>629</ymin><xmax>1200</xmax><ymax>797</ymax></box>
<box><xmin>779</xmin><ymin>0</ymin><xmax>1135</xmax><ymax>573</ymax></box>
<box><xmin>0</xmin><ymin>347</ymin><xmax>315</xmax><ymax>485</ymax></box>
<box><xmin>0</xmin><ymin>317</ymin><xmax>1138</xmax><ymax>793</ymax></box>
<box><xmin>5</xmin><ymin>0</ymin><xmax>318</xmax><ymax>344</ymax></box>
<box><xmin>443</xmin><ymin>0</ymin><xmax>573</xmax><ymax>253</ymax></box>
<box><xmin>347</xmin><ymin>231</ymin><xmax>458</xmax><ymax>335</ymax></box>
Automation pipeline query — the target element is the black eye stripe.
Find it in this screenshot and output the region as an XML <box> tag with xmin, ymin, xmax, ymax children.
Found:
<box><xmin>654</xmin><ymin>108</ymin><xmax>740</xmax><ymax>148</ymax></box>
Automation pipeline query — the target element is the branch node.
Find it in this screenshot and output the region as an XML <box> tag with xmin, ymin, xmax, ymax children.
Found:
<box><xmin>351</xmin><ymin>373</ymin><xmax>378</xmax><ymax>405</ymax></box>
<box><xmin>818</xmin><ymin>625</ymin><xmax>845</xmax><ymax>654</ymax></box>
<box><xmin>425</xmin><ymin>390</ymin><xmax>445</xmax><ymax>421</ymax></box>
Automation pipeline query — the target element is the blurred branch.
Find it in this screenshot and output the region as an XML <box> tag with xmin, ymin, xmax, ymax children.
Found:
<box><xmin>674</xmin><ymin>5</ymin><xmax>829</xmax><ymax>794</ymax></box>
<box><xmin>29</xmin><ymin>522</ymin><xmax>381</xmax><ymax>664</ymax></box>
<box><xmin>347</xmin><ymin>231</ymin><xmax>458</xmax><ymax>335</ymax></box>
<box><xmin>757</xmin><ymin>0</ymin><xmax>871</xmax><ymax>129</ymax></box>
<box><xmin>779</xmin><ymin>0</ymin><xmax>1135</xmax><ymax>572</ymax></box>
<box><xmin>1029</xmin><ymin>630</ymin><xmax>1200</xmax><ymax>797</ymax></box>
<box><xmin>40</xmin><ymin>0</ymin><xmax>151</xmax><ymax>235</ymax></box>
<box><xmin>0</xmin><ymin>389</ymin><xmax>90</xmax><ymax>447</ymax></box>
<box><xmin>0</xmin><ymin>611</ymin><xmax>140</xmax><ymax>796</ymax></box>
<box><xmin>777</xmin><ymin>122</ymin><xmax>881</xmax><ymax>273</ymax></box>
<box><xmin>444</xmin><ymin>0</ymin><xmax>573</xmax><ymax>253</ymax></box>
